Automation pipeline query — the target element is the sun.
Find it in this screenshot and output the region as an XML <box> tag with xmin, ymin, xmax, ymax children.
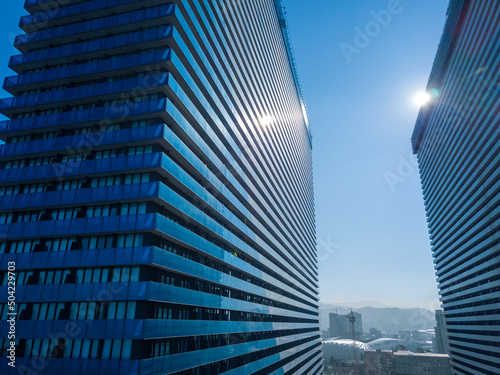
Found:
<box><xmin>414</xmin><ymin>91</ymin><xmax>431</xmax><ymax>107</ymax></box>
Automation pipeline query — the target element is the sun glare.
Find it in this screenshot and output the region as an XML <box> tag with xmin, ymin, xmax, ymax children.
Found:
<box><xmin>414</xmin><ymin>91</ymin><xmax>431</xmax><ymax>107</ymax></box>
<box><xmin>259</xmin><ymin>115</ymin><xmax>273</xmax><ymax>127</ymax></box>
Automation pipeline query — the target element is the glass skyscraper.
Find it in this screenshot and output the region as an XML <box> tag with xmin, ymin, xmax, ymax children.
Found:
<box><xmin>0</xmin><ymin>1</ymin><xmax>322</xmax><ymax>374</ymax></box>
<box><xmin>412</xmin><ymin>1</ymin><xmax>499</xmax><ymax>374</ymax></box>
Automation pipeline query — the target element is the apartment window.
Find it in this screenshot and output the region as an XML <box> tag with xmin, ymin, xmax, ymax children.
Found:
<box><xmin>0</xmin><ymin>185</ymin><xmax>20</xmax><ymax>196</ymax></box>
<box><xmin>0</xmin><ymin>213</ymin><xmax>14</xmax><ymax>224</ymax></box>
<box><xmin>116</xmin><ymin>234</ymin><xmax>143</xmax><ymax>248</ymax></box>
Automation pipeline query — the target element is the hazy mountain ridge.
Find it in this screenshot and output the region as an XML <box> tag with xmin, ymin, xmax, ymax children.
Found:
<box><xmin>320</xmin><ymin>303</ymin><xmax>435</xmax><ymax>334</ymax></box>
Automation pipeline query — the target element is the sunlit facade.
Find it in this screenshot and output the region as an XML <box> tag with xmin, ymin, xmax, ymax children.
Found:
<box><xmin>412</xmin><ymin>1</ymin><xmax>499</xmax><ymax>374</ymax></box>
<box><xmin>0</xmin><ymin>0</ymin><xmax>321</xmax><ymax>374</ymax></box>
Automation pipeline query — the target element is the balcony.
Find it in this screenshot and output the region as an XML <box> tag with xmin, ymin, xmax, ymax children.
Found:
<box><xmin>9</xmin><ymin>26</ymin><xmax>173</xmax><ymax>73</ymax></box>
<box><xmin>3</xmin><ymin>49</ymin><xmax>172</xmax><ymax>96</ymax></box>
<box><xmin>0</xmin><ymin>73</ymin><xmax>170</xmax><ymax>117</ymax></box>
<box><xmin>14</xmin><ymin>4</ymin><xmax>176</xmax><ymax>53</ymax></box>
<box><xmin>20</xmin><ymin>0</ymin><xmax>165</xmax><ymax>33</ymax></box>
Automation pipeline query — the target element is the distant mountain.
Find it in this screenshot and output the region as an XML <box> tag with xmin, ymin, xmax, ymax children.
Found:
<box><xmin>322</xmin><ymin>300</ymin><xmax>389</xmax><ymax>309</ymax></box>
<box><xmin>319</xmin><ymin>303</ymin><xmax>435</xmax><ymax>335</ymax></box>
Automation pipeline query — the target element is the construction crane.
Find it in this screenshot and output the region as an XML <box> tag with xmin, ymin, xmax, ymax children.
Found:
<box><xmin>346</xmin><ymin>309</ymin><xmax>359</xmax><ymax>375</ymax></box>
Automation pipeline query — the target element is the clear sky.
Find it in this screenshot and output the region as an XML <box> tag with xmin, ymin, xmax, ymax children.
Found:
<box><xmin>0</xmin><ymin>1</ymin><xmax>448</xmax><ymax>309</ymax></box>
<box><xmin>285</xmin><ymin>0</ymin><xmax>450</xmax><ymax>309</ymax></box>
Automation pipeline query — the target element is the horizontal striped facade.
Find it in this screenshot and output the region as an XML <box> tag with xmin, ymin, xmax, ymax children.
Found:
<box><xmin>0</xmin><ymin>0</ymin><xmax>322</xmax><ymax>374</ymax></box>
<box><xmin>412</xmin><ymin>1</ymin><xmax>499</xmax><ymax>374</ymax></box>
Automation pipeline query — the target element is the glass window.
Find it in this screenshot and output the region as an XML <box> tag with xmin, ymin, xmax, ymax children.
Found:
<box><xmin>120</xmin><ymin>204</ymin><xmax>128</xmax><ymax>215</ymax></box>
<box><xmin>78</xmin><ymin>303</ymin><xmax>87</xmax><ymax>320</ymax></box>
<box><xmin>75</xmin><ymin>269</ymin><xmax>84</xmax><ymax>283</ymax></box>
<box><xmin>17</xmin><ymin>304</ymin><xmax>27</xmax><ymax>320</ymax></box>
<box><xmin>32</xmin><ymin>304</ymin><xmax>40</xmax><ymax>320</ymax></box>
<box><xmin>81</xmin><ymin>237</ymin><xmax>89</xmax><ymax>249</ymax></box>
<box><xmin>55</xmin><ymin>303</ymin><xmax>64</xmax><ymax>320</ymax></box>
<box><xmin>46</xmin><ymin>271</ymin><xmax>54</xmax><ymax>284</ymax></box>
<box><xmin>90</xmin><ymin>340</ymin><xmax>99</xmax><ymax>359</ymax></box>
<box><xmin>101</xmin><ymin>269</ymin><xmax>109</xmax><ymax>283</ymax></box>
<box><xmin>31</xmin><ymin>339</ymin><xmax>41</xmax><ymax>357</ymax></box>
<box><xmin>17</xmin><ymin>272</ymin><xmax>25</xmax><ymax>285</ymax></box>
<box><xmin>86</xmin><ymin>207</ymin><xmax>94</xmax><ymax>218</ymax></box>
<box><xmin>81</xmin><ymin>340</ymin><xmax>91</xmax><ymax>359</ymax></box>
<box><xmin>121</xmin><ymin>268</ymin><xmax>130</xmax><ymax>283</ymax></box>
<box><xmin>125</xmin><ymin>235</ymin><xmax>134</xmax><ymax>247</ymax></box>
<box><xmin>62</xmin><ymin>270</ymin><xmax>71</xmax><ymax>283</ymax></box>
<box><xmin>69</xmin><ymin>303</ymin><xmax>78</xmax><ymax>320</ymax></box>
<box><xmin>126</xmin><ymin>302</ymin><xmax>136</xmax><ymax>319</ymax></box>
<box><xmin>68</xmin><ymin>238</ymin><xmax>77</xmax><ymax>251</ymax></box>
<box><xmin>24</xmin><ymin>339</ymin><xmax>33</xmax><ymax>357</ymax></box>
<box><xmin>92</xmin><ymin>269</ymin><xmax>101</xmax><ymax>283</ymax></box>
<box><xmin>111</xmin><ymin>339</ymin><xmax>121</xmax><ymax>359</ymax></box>
<box><xmin>87</xmin><ymin>302</ymin><xmax>96</xmax><ymax>320</ymax></box>
<box><xmin>59</xmin><ymin>239</ymin><xmax>68</xmax><ymax>251</ymax></box>
<box><xmin>72</xmin><ymin>339</ymin><xmax>82</xmax><ymax>359</ymax></box>
<box><xmin>122</xmin><ymin>339</ymin><xmax>132</xmax><ymax>359</ymax></box>
<box><xmin>84</xmin><ymin>269</ymin><xmax>92</xmax><ymax>283</ymax></box>
<box><xmin>47</xmin><ymin>303</ymin><xmax>56</xmax><ymax>320</ymax></box>
<box><xmin>116</xmin><ymin>302</ymin><xmax>126</xmax><ymax>319</ymax></box>
<box><xmin>54</xmin><ymin>270</ymin><xmax>62</xmax><ymax>284</ymax></box>
<box><xmin>63</xmin><ymin>340</ymin><xmax>73</xmax><ymax>358</ymax></box>
<box><xmin>131</xmin><ymin>267</ymin><xmax>139</xmax><ymax>281</ymax></box>
<box><xmin>40</xmin><ymin>339</ymin><xmax>49</xmax><ymax>358</ymax></box>
<box><xmin>39</xmin><ymin>303</ymin><xmax>48</xmax><ymax>320</ymax></box>
<box><xmin>105</xmin><ymin>236</ymin><xmax>115</xmax><ymax>248</ymax></box>
<box><xmin>107</xmin><ymin>302</ymin><xmax>116</xmax><ymax>319</ymax></box>
<box><xmin>116</xmin><ymin>235</ymin><xmax>124</xmax><ymax>247</ymax></box>
<box><xmin>97</xmin><ymin>236</ymin><xmax>106</xmax><ymax>248</ymax></box>
<box><xmin>129</xmin><ymin>204</ymin><xmax>137</xmax><ymax>215</ymax></box>
<box><xmin>101</xmin><ymin>339</ymin><xmax>112</xmax><ymax>359</ymax></box>
<box><xmin>134</xmin><ymin>234</ymin><xmax>143</xmax><ymax>247</ymax></box>
<box><xmin>112</xmin><ymin>268</ymin><xmax>121</xmax><ymax>283</ymax></box>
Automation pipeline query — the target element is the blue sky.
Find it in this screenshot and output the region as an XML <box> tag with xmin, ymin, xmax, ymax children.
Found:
<box><xmin>0</xmin><ymin>1</ymin><xmax>449</xmax><ymax>309</ymax></box>
<box><xmin>285</xmin><ymin>0</ymin><xmax>449</xmax><ymax>308</ymax></box>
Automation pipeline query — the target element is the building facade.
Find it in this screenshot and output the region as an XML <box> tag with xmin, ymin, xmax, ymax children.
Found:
<box><xmin>0</xmin><ymin>0</ymin><xmax>322</xmax><ymax>374</ymax></box>
<box><xmin>433</xmin><ymin>310</ymin><xmax>450</xmax><ymax>355</ymax></box>
<box><xmin>412</xmin><ymin>0</ymin><xmax>499</xmax><ymax>374</ymax></box>
<box><xmin>329</xmin><ymin>311</ymin><xmax>362</xmax><ymax>339</ymax></box>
